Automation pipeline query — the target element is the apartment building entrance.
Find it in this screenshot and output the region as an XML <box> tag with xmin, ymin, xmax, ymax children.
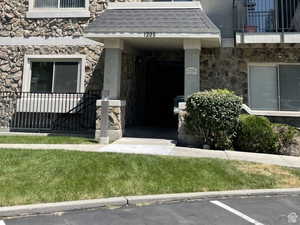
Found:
<box><xmin>85</xmin><ymin>1</ymin><xmax>221</xmax><ymax>141</ymax></box>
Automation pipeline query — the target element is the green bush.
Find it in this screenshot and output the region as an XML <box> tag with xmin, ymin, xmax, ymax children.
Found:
<box><xmin>234</xmin><ymin>115</ymin><xmax>279</xmax><ymax>154</ymax></box>
<box><xmin>185</xmin><ymin>89</ymin><xmax>242</xmax><ymax>150</ymax></box>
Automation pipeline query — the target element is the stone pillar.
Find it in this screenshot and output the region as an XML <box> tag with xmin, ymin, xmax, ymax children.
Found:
<box><xmin>183</xmin><ymin>39</ymin><xmax>201</xmax><ymax>100</ymax></box>
<box><xmin>103</xmin><ymin>39</ymin><xmax>124</xmax><ymax>100</ymax></box>
<box><xmin>177</xmin><ymin>102</ymin><xmax>202</xmax><ymax>147</ymax></box>
<box><xmin>95</xmin><ymin>100</ymin><xmax>126</xmax><ymax>143</ymax></box>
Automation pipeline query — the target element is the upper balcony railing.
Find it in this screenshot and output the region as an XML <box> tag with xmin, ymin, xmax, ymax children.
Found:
<box><xmin>34</xmin><ymin>0</ymin><xmax>86</xmax><ymax>9</ymax></box>
<box><xmin>234</xmin><ymin>0</ymin><xmax>300</xmax><ymax>33</ymax></box>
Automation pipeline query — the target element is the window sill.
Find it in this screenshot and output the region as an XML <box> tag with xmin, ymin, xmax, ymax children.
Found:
<box><xmin>26</xmin><ymin>9</ymin><xmax>90</xmax><ymax>19</ymax></box>
<box><xmin>242</xmin><ymin>104</ymin><xmax>300</xmax><ymax>117</ymax></box>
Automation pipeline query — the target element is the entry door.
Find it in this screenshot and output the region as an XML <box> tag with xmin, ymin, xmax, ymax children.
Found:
<box><xmin>145</xmin><ymin>61</ymin><xmax>184</xmax><ymax>127</ymax></box>
<box><xmin>249</xmin><ymin>66</ymin><xmax>278</xmax><ymax>110</ymax></box>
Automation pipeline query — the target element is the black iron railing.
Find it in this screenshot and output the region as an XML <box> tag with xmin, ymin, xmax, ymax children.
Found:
<box><xmin>0</xmin><ymin>91</ymin><xmax>101</xmax><ymax>133</ymax></box>
<box><xmin>234</xmin><ymin>0</ymin><xmax>300</xmax><ymax>33</ymax></box>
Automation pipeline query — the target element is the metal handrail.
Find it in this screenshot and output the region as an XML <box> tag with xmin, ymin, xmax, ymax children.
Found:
<box><xmin>234</xmin><ymin>0</ymin><xmax>300</xmax><ymax>33</ymax></box>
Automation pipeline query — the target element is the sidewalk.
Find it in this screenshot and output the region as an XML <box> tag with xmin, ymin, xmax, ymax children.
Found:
<box><xmin>0</xmin><ymin>144</ymin><xmax>104</xmax><ymax>152</ymax></box>
<box><xmin>0</xmin><ymin>137</ymin><xmax>299</xmax><ymax>168</ymax></box>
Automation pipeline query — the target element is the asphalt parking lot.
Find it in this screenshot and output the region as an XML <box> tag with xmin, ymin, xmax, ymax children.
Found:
<box><xmin>2</xmin><ymin>194</ymin><xmax>300</xmax><ymax>225</ymax></box>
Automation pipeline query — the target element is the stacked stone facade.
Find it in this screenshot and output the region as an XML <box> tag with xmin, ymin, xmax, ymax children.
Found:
<box><xmin>1</xmin><ymin>0</ymin><xmax>300</xmax><ymax>138</ymax></box>
<box><xmin>201</xmin><ymin>46</ymin><xmax>300</xmax><ymax>104</ymax></box>
<box><xmin>95</xmin><ymin>100</ymin><xmax>126</xmax><ymax>142</ymax></box>
<box><xmin>0</xmin><ymin>45</ymin><xmax>104</xmax><ymax>92</ymax></box>
<box><xmin>0</xmin><ymin>0</ymin><xmax>105</xmax><ymax>38</ymax></box>
<box><xmin>0</xmin><ymin>0</ymin><xmax>108</xmax><ymax>92</ymax></box>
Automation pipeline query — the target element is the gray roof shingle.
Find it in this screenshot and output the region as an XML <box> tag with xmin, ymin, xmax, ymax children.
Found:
<box><xmin>86</xmin><ymin>8</ymin><xmax>220</xmax><ymax>34</ymax></box>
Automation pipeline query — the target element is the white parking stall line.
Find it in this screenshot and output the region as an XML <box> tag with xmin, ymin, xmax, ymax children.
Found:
<box><xmin>0</xmin><ymin>220</ymin><xmax>6</xmax><ymax>225</ymax></box>
<box><xmin>210</xmin><ymin>200</ymin><xmax>265</xmax><ymax>225</ymax></box>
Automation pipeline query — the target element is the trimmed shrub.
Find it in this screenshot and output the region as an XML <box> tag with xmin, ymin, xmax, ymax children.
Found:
<box><xmin>234</xmin><ymin>115</ymin><xmax>279</xmax><ymax>154</ymax></box>
<box><xmin>185</xmin><ymin>89</ymin><xmax>242</xmax><ymax>150</ymax></box>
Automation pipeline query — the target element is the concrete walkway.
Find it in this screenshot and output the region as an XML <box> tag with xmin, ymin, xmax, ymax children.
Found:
<box><xmin>0</xmin><ymin>137</ymin><xmax>299</xmax><ymax>168</ymax></box>
<box><xmin>0</xmin><ymin>144</ymin><xmax>104</xmax><ymax>152</ymax></box>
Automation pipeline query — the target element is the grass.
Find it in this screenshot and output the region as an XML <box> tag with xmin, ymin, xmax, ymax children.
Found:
<box><xmin>0</xmin><ymin>136</ymin><xmax>97</xmax><ymax>144</ymax></box>
<box><xmin>0</xmin><ymin>149</ymin><xmax>300</xmax><ymax>207</ymax></box>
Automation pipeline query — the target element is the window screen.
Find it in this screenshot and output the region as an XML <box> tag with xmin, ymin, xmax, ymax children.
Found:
<box><xmin>53</xmin><ymin>62</ymin><xmax>78</xmax><ymax>93</ymax></box>
<box><xmin>34</xmin><ymin>0</ymin><xmax>59</xmax><ymax>8</ymax></box>
<box><xmin>249</xmin><ymin>66</ymin><xmax>278</xmax><ymax>110</ymax></box>
<box><xmin>279</xmin><ymin>65</ymin><xmax>300</xmax><ymax>111</ymax></box>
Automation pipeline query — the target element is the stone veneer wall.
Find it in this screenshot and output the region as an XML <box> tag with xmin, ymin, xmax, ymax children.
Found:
<box><xmin>0</xmin><ymin>44</ymin><xmax>104</xmax><ymax>130</ymax></box>
<box><xmin>121</xmin><ymin>52</ymin><xmax>138</xmax><ymax>126</ymax></box>
<box><xmin>200</xmin><ymin>47</ymin><xmax>300</xmax><ymax>104</ymax></box>
<box><xmin>0</xmin><ymin>45</ymin><xmax>104</xmax><ymax>92</ymax></box>
<box><xmin>95</xmin><ymin>100</ymin><xmax>126</xmax><ymax>142</ymax></box>
<box><xmin>0</xmin><ymin>0</ymin><xmax>142</xmax><ymax>37</ymax></box>
<box><xmin>0</xmin><ymin>0</ymin><xmax>105</xmax><ymax>37</ymax></box>
<box><xmin>179</xmin><ymin>46</ymin><xmax>300</xmax><ymax>146</ymax></box>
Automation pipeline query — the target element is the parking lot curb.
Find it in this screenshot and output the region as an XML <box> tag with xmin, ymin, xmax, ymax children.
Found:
<box><xmin>1</xmin><ymin>188</ymin><xmax>300</xmax><ymax>218</ymax></box>
<box><xmin>126</xmin><ymin>188</ymin><xmax>300</xmax><ymax>205</ymax></box>
<box><xmin>0</xmin><ymin>197</ymin><xmax>127</xmax><ymax>218</ymax></box>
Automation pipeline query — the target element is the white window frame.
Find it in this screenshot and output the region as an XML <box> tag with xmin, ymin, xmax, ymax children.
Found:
<box><xmin>23</xmin><ymin>55</ymin><xmax>86</xmax><ymax>93</ymax></box>
<box><xmin>247</xmin><ymin>62</ymin><xmax>300</xmax><ymax>116</ymax></box>
<box><xmin>26</xmin><ymin>0</ymin><xmax>90</xmax><ymax>18</ymax></box>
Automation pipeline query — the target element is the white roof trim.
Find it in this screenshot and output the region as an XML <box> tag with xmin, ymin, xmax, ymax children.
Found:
<box><xmin>0</xmin><ymin>37</ymin><xmax>101</xmax><ymax>46</ymax></box>
<box><xmin>107</xmin><ymin>2</ymin><xmax>203</xmax><ymax>10</ymax></box>
<box><xmin>85</xmin><ymin>32</ymin><xmax>220</xmax><ymax>39</ymax></box>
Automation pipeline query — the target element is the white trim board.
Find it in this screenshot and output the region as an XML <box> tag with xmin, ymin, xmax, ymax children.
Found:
<box><xmin>85</xmin><ymin>33</ymin><xmax>221</xmax><ymax>48</ymax></box>
<box><xmin>236</xmin><ymin>32</ymin><xmax>300</xmax><ymax>44</ymax></box>
<box><xmin>107</xmin><ymin>2</ymin><xmax>203</xmax><ymax>10</ymax></box>
<box><xmin>85</xmin><ymin>32</ymin><xmax>220</xmax><ymax>39</ymax></box>
<box><xmin>26</xmin><ymin>10</ymin><xmax>90</xmax><ymax>18</ymax></box>
<box><xmin>23</xmin><ymin>55</ymin><xmax>86</xmax><ymax>93</ymax></box>
<box><xmin>27</xmin><ymin>0</ymin><xmax>90</xmax><ymax>18</ymax></box>
<box><xmin>242</xmin><ymin>104</ymin><xmax>300</xmax><ymax>117</ymax></box>
<box><xmin>0</xmin><ymin>37</ymin><xmax>101</xmax><ymax>46</ymax></box>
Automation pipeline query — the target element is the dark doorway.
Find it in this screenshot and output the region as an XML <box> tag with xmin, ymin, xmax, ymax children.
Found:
<box><xmin>143</xmin><ymin>59</ymin><xmax>184</xmax><ymax>128</ymax></box>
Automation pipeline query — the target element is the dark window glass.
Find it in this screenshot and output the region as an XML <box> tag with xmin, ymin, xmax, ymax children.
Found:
<box><xmin>30</xmin><ymin>61</ymin><xmax>79</xmax><ymax>93</ymax></box>
<box><xmin>30</xmin><ymin>62</ymin><xmax>53</xmax><ymax>93</ymax></box>
<box><xmin>279</xmin><ymin>65</ymin><xmax>300</xmax><ymax>111</ymax></box>
<box><xmin>53</xmin><ymin>62</ymin><xmax>79</xmax><ymax>93</ymax></box>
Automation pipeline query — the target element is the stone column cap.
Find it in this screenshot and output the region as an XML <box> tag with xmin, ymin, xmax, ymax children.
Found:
<box><xmin>96</xmin><ymin>100</ymin><xmax>126</xmax><ymax>107</ymax></box>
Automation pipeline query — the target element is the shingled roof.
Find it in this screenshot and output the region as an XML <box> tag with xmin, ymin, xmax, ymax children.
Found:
<box><xmin>85</xmin><ymin>7</ymin><xmax>220</xmax><ymax>34</ymax></box>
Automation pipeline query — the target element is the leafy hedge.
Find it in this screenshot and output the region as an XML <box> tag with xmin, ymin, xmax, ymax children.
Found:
<box><xmin>234</xmin><ymin>115</ymin><xmax>300</xmax><ymax>155</ymax></box>
<box><xmin>234</xmin><ymin>115</ymin><xmax>279</xmax><ymax>154</ymax></box>
<box><xmin>184</xmin><ymin>89</ymin><xmax>299</xmax><ymax>154</ymax></box>
<box><xmin>185</xmin><ymin>89</ymin><xmax>242</xmax><ymax>150</ymax></box>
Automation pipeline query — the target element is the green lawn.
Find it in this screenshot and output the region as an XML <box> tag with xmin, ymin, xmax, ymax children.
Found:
<box><xmin>0</xmin><ymin>149</ymin><xmax>300</xmax><ymax>207</ymax></box>
<box><xmin>0</xmin><ymin>136</ymin><xmax>97</xmax><ymax>144</ymax></box>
